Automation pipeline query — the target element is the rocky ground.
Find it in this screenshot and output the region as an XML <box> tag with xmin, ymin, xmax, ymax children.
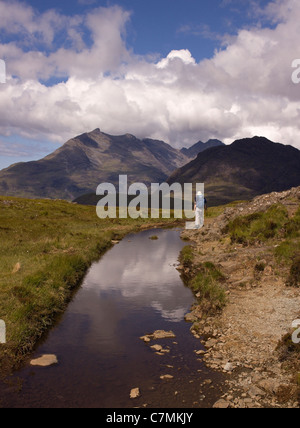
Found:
<box><xmin>181</xmin><ymin>187</ymin><xmax>300</xmax><ymax>408</ymax></box>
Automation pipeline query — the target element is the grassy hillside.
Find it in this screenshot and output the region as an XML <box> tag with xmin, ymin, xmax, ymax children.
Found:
<box><xmin>0</xmin><ymin>196</ymin><xmax>183</xmax><ymax>371</ymax></box>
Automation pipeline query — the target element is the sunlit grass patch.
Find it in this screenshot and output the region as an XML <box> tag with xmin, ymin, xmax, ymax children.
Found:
<box><xmin>224</xmin><ymin>204</ymin><xmax>289</xmax><ymax>245</ymax></box>
<box><xmin>180</xmin><ymin>245</ymin><xmax>194</xmax><ymax>267</ymax></box>
<box><xmin>190</xmin><ymin>262</ymin><xmax>227</xmax><ymax>312</ymax></box>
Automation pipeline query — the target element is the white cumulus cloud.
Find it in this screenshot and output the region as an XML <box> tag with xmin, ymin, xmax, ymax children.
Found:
<box><xmin>0</xmin><ymin>0</ymin><xmax>300</xmax><ymax>152</ymax></box>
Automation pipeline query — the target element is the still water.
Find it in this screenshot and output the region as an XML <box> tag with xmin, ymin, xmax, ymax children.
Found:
<box><xmin>0</xmin><ymin>229</ymin><xmax>223</xmax><ymax>408</ymax></box>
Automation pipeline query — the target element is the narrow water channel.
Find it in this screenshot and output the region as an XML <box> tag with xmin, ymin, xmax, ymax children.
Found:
<box><xmin>0</xmin><ymin>228</ymin><xmax>224</xmax><ymax>408</ymax></box>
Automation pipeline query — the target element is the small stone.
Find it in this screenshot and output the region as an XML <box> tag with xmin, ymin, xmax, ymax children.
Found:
<box><xmin>152</xmin><ymin>330</ymin><xmax>176</xmax><ymax>340</ymax></box>
<box><xmin>130</xmin><ymin>388</ymin><xmax>140</xmax><ymax>399</ymax></box>
<box><xmin>248</xmin><ymin>385</ymin><xmax>265</xmax><ymax>398</ymax></box>
<box><xmin>151</xmin><ymin>344</ymin><xmax>163</xmax><ymax>352</ymax></box>
<box><xmin>185</xmin><ymin>313</ymin><xmax>198</xmax><ymax>323</ymax></box>
<box><xmin>12</xmin><ymin>262</ymin><xmax>21</xmax><ymax>274</ymax></box>
<box><xmin>213</xmin><ymin>399</ymin><xmax>230</xmax><ymax>409</ymax></box>
<box><xmin>205</xmin><ymin>339</ymin><xmax>217</xmax><ymax>348</ymax></box>
<box><xmin>141</xmin><ymin>331</ymin><xmax>176</xmax><ymax>341</ymax></box>
<box><xmin>160</xmin><ymin>375</ymin><xmax>174</xmax><ymax>380</ymax></box>
<box><xmin>195</xmin><ymin>350</ymin><xmax>206</xmax><ymax>356</ymax></box>
<box><xmin>140</xmin><ymin>335</ymin><xmax>151</xmax><ymax>343</ymax></box>
<box><xmin>30</xmin><ymin>355</ymin><xmax>58</xmax><ymax>367</ymax></box>
<box><xmin>258</xmin><ymin>379</ymin><xmax>279</xmax><ymax>394</ymax></box>
<box><xmin>264</xmin><ymin>266</ymin><xmax>273</xmax><ymax>275</ymax></box>
<box><xmin>223</xmin><ymin>362</ymin><xmax>234</xmax><ymax>372</ymax></box>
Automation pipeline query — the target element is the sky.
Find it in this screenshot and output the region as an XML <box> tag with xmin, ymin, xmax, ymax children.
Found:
<box><xmin>0</xmin><ymin>0</ymin><xmax>300</xmax><ymax>170</ymax></box>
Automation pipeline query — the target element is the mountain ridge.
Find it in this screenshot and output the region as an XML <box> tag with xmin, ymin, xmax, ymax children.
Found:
<box><xmin>0</xmin><ymin>129</ymin><xmax>194</xmax><ymax>200</ymax></box>
<box><xmin>180</xmin><ymin>139</ymin><xmax>224</xmax><ymax>158</ymax></box>
<box><xmin>168</xmin><ymin>136</ymin><xmax>300</xmax><ymax>206</ymax></box>
<box><xmin>0</xmin><ymin>131</ymin><xmax>299</xmax><ymax>204</ymax></box>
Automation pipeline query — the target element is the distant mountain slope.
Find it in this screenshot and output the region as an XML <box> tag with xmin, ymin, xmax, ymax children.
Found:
<box><xmin>181</xmin><ymin>139</ymin><xmax>224</xmax><ymax>158</ymax></box>
<box><xmin>168</xmin><ymin>137</ymin><xmax>300</xmax><ymax>206</ymax></box>
<box><xmin>0</xmin><ymin>129</ymin><xmax>190</xmax><ymax>200</ymax></box>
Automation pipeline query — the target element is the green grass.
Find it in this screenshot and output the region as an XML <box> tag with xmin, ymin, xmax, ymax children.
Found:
<box><xmin>190</xmin><ymin>262</ymin><xmax>227</xmax><ymax>312</ymax></box>
<box><xmin>224</xmin><ymin>204</ymin><xmax>289</xmax><ymax>245</ymax></box>
<box><xmin>284</xmin><ymin>206</ymin><xmax>300</xmax><ymax>239</ymax></box>
<box><xmin>0</xmin><ymin>196</ymin><xmax>182</xmax><ymax>370</ymax></box>
<box><xmin>180</xmin><ymin>245</ymin><xmax>194</xmax><ymax>267</ymax></box>
<box><xmin>275</xmin><ymin>240</ymin><xmax>300</xmax><ymax>260</ymax></box>
<box><xmin>286</xmin><ymin>257</ymin><xmax>300</xmax><ymax>287</ymax></box>
<box><xmin>223</xmin><ymin>203</ymin><xmax>299</xmax><ymax>286</ymax></box>
<box><xmin>274</xmin><ymin>206</ymin><xmax>300</xmax><ymax>286</ymax></box>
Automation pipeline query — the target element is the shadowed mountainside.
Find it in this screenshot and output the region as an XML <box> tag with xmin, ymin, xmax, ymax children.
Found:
<box><xmin>168</xmin><ymin>137</ymin><xmax>300</xmax><ymax>206</ymax></box>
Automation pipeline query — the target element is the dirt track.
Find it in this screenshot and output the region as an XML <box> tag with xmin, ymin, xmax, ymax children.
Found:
<box><xmin>182</xmin><ymin>187</ymin><xmax>300</xmax><ymax>408</ymax></box>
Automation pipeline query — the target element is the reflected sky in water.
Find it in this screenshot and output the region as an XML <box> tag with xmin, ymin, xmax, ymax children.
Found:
<box><xmin>0</xmin><ymin>228</ymin><xmax>202</xmax><ymax>408</ymax></box>
<box><xmin>83</xmin><ymin>229</ymin><xmax>192</xmax><ymax>322</ymax></box>
<box><xmin>36</xmin><ymin>228</ymin><xmax>197</xmax><ymax>362</ymax></box>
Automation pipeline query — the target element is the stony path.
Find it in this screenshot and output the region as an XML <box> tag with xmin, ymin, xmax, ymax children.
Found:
<box><xmin>182</xmin><ymin>187</ymin><xmax>300</xmax><ymax>408</ymax></box>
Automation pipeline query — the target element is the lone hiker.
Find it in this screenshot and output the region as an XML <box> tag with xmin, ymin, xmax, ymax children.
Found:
<box><xmin>194</xmin><ymin>191</ymin><xmax>205</xmax><ymax>229</ymax></box>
